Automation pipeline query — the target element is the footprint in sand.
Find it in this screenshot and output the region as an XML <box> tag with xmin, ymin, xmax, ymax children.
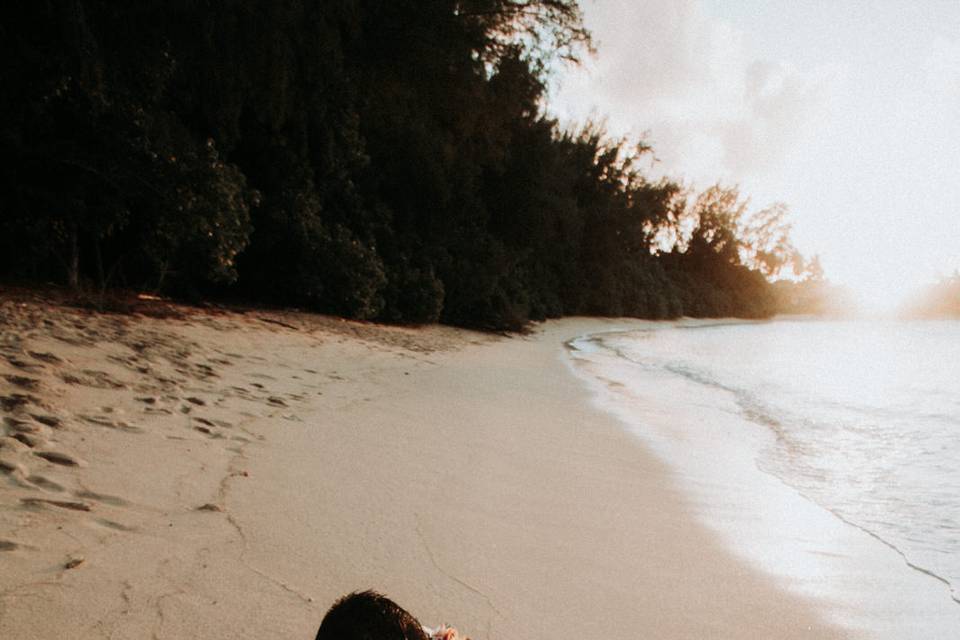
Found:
<box><xmin>5</xmin><ymin>416</ymin><xmax>40</xmax><ymax>433</ymax></box>
<box><xmin>5</xmin><ymin>356</ymin><xmax>44</xmax><ymax>373</ymax></box>
<box><xmin>33</xmin><ymin>451</ymin><xmax>82</xmax><ymax>467</ymax></box>
<box><xmin>83</xmin><ymin>370</ymin><xmax>126</xmax><ymax>389</ymax></box>
<box><xmin>21</xmin><ymin>497</ymin><xmax>91</xmax><ymax>512</ymax></box>
<box><xmin>80</xmin><ymin>414</ymin><xmax>143</xmax><ymax>434</ymax></box>
<box><xmin>31</xmin><ymin>414</ymin><xmax>63</xmax><ymax>429</ymax></box>
<box><xmin>195</xmin><ymin>363</ymin><xmax>218</xmax><ymax>378</ymax></box>
<box><xmin>185</xmin><ymin>396</ymin><xmax>206</xmax><ymax>406</ymax></box>
<box><xmin>96</xmin><ymin>518</ymin><xmax>135</xmax><ymax>532</ymax></box>
<box><xmin>3</xmin><ymin>375</ymin><xmax>41</xmax><ymax>391</ymax></box>
<box><xmin>11</xmin><ymin>432</ymin><xmax>43</xmax><ymax>448</ymax></box>
<box><xmin>0</xmin><ymin>393</ymin><xmax>40</xmax><ymax>412</ymax></box>
<box><xmin>28</xmin><ymin>351</ymin><xmax>63</xmax><ymax>365</ymax></box>
<box><xmin>59</xmin><ymin>373</ymin><xmax>83</xmax><ymax>385</ymax></box>
<box><xmin>116</xmin><ymin>421</ymin><xmax>145</xmax><ymax>434</ymax></box>
<box><xmin>81</xmin><ymin>414</ymin><xmax>116</xmax><ymax>428</ymax></box>
<box><xmin>267</xmin><ymin>396</ymin><xmax>287</xmax><ymax>407</ymax></box>
<box><xmin>28</xmin><ymin>474</ymin><xmax>66</xmax><ymax>492</ymax></box>
<box><xmin>75</xmin><ymin>490</ymin><xmax>127</xmax><ymax>507</ymax></box>
<box><xmin>0</xmin><ymin>457</ymin><xmax>26</xmax><ymax>475</ymax></box>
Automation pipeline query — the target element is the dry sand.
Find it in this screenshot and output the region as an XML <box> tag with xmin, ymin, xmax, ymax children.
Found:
<box><xmin>0</xmin><ymin>295</ymin><xmax>852</xmax><ymax>638</ymax></box>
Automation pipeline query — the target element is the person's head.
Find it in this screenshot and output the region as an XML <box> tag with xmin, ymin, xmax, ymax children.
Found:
<box><xmin>315</xmin><ymin>591</ymin><xmax>429</xmax><ymax>640</ymax></box>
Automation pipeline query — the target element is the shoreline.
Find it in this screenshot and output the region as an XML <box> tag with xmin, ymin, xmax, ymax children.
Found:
<box><xmin>1</xmin><ymin>300</ymin><xmax>851</xmax><ymax>638</ymax></box>
<box><xmin>567</xmin><ymin>321</ymin><xmax>960</xmax><ymax>638</ymax></box>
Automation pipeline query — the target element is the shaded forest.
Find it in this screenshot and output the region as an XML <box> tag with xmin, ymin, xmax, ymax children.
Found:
<box><xmin>0</xmin><ymin>1</ymin><xmax>823</xmax><ymax>330</ymax></box>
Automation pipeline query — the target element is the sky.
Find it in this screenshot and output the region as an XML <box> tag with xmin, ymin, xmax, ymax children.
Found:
<box><xmin>548</xmin><ymin>0</ymin><xmax>960</xmax><ymax>310</ymax></box>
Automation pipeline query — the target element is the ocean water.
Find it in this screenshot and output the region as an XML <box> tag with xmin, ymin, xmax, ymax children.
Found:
<box><xmin>567</xmin><ymin>319</ymin><xmax>960</xmax><ymax>637</ymax></box>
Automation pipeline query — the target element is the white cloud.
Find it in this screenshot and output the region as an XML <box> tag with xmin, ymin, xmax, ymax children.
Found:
<box><xmin>549</xmin><ymin>0</ymin><xmax>827</xmax><ymax>186</ymax></box>
<box><xmin>548</xmin><ymin>0</ymin><xmax>960</xmax><ymax>297</ymax></box>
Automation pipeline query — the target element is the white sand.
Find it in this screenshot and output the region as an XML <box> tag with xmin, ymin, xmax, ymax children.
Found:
<box><xmin>0</xmin><ymin>298</ymin><xmax>851</xmax><ymax>638</ymax></box>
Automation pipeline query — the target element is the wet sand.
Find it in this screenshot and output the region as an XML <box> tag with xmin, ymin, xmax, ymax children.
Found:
<box><xmin>0</xmin><ymin>297</ymin><xmax>851</xmax><ymax>638</ymax></box>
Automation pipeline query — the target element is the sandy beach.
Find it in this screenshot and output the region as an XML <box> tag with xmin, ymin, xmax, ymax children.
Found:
<box><xmin>0</xmin><ymin>295</ymin><xmax>852</xmax><ymax>639</ymax></box>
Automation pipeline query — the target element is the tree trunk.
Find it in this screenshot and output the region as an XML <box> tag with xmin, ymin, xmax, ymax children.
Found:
<box><xmin>95</xmin><ymin>237</ymin><xmax>105</xmax><ymax>292</ymax></box>
<box><xmin>67</xmin><ymin>221</ymin><xmax>80</xmax><ymax>290</ymax></box>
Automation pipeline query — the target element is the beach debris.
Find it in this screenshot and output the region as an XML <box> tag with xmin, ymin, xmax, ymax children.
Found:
<box><xmin>196</xmin><ymin>503</ymin><xmax>223</xmax><ymax>512</ymax></box>
<box><xmin>257</xmin><ymin>316</ymin><xmax>299</xmax><ymax>331</ymax></box>
<box><xmin>425</xmin><ymin>625</ymin><xmax>467</xmax><ymax>640</ymax></box>
<box><xmin>64</xmin><ymin>556</ymin><xmax>85</xmax><ymax>570</ymax></box>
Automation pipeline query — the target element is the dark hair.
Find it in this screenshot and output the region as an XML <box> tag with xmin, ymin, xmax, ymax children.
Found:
<box><xmin>316</xmin><ymin>591</ymin><xmax>430</xmax><ymax>640</ymax></box>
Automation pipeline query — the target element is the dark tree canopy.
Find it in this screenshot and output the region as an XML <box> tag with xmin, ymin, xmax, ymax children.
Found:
<box><xmin>0</xmin><ymin>1</ymin><xmax>817</xmax><ymax>329</ymax></box>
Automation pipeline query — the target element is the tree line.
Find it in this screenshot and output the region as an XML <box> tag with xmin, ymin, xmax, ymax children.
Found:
<box><xmin>0</xmin><ymin>1</ymin><xmax>823</xmax><ymax>330</ymax></box>
<box><xmin>903</xmin><ymin>274</ymin><xmax>960</xmax><ymax>318</ymax></box>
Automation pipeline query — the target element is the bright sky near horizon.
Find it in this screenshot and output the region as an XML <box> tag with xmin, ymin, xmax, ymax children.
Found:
<box><xmin>548</xmin><ymin>0</ymin><xmax>960</xmax><ymax>310</ymax></box>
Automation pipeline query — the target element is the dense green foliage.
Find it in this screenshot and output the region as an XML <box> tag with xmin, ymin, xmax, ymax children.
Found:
<box><xmin>0</xmin><ymin>1</ymin><xmax>816</xmax><ymax>329</ymax></box>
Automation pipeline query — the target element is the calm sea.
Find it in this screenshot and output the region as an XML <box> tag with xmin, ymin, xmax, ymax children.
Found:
<box><xmin>568</xmin><ymin>319</ymin><xmax>960</xmax><ymax>636</ymax></box>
